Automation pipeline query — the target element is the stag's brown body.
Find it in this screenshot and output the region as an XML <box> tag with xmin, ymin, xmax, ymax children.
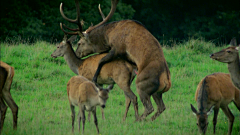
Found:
<box><xmin>77</xmin><ymin>20</ymin><xmax>171</xmax><ymax>121</ymax></box>
<box><xmin>0</xmin><ymin>61</ymin><xmax>18</xmax><ymax>132</ymax></box>
<box><xmin>191</xmin><ymin>73</ymin><xmax>240</xmax><ymax>135</ymax></box>
<box><xmin>51</xmin><ymin>35</ymin><xmax>138</xmax><ymax>121</ymax></box>
<box><xmin>61</xmin><ymin>0</ymin><xmax>171</xmax><ymax>121</ymax></box>
<box><xmin>67</xmin><ymin>75</ymin><xmax>112</xmax><ymax>134</ymax></box>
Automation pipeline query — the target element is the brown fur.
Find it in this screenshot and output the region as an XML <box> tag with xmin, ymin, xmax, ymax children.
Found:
<box><xmin>210</xmin><ymin>39</ymin><xmax>240</xmax><ymax>90</ymax></box>
<box><xmin>67</xmin><ymin>75</ymin><xmax>112</xmax><ymax>134</ymax></box>
<box><xmin>0</xmin><ymin>61</ymin><xmax>18</xmax><ymax>132</ymax></box>
<box><xmin>69</xmin><ymin>3</ymin><xmax>172</xmax><ymax>121</ymax></box>
<box><xmin>51</xmin><ymin>35</ymin><xmax>138</xmax><ymax>121</ymax></box>
<box><xmin>191</xmin><ymin>73</ymin><xmax>240</xmax><ymax>135</ymax></box>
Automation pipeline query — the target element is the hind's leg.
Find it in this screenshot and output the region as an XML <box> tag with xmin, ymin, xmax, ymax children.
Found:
<box><xmin>151</xmin><ymin>92</ymin><xmax>166</xmax><ymax>121</ymax></box>
<box><xmin>2</xmin><ymin>92</ymin><xmax>18</xmax><ymax>129</ymax></box>
<box><xmin>0</xmin><ymin>98</ymin><xmax>7</xmax><ymax>131</ymax></box>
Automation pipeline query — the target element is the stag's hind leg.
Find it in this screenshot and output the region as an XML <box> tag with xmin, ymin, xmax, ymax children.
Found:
<box><xmin>151</xmin><ymin>92</ymin><xmax>165</xmax><ymax>121</ymax></box>
<box><xmin>0</xmin><ymin>97</ymin><xmax>7</xmax><ymax>131</ymax></box>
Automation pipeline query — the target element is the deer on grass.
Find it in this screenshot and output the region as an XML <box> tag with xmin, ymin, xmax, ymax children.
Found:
<box><xmin>60</xmin><ymin>0</ymin><xmax>171</xmax><ymax>121</ymax></box>
<box><xmin>210</xmin><ymin>38</ymin><xmax>240</xmax><ymax>90</ymax></box>
<box><xmin>51</xmin><ymin>27</ymin><xmax>138</xmax><ymax>121</ymax></box>
<box><xmin>67</xmin><ymin>75</ymin><xmax>113</xmax><ymax>134</ymax></box>
<box><xmin>190</xmin><ymin>73</ymin><xmax>240</xmax><ymax>135</ymax></box>
<box><xmin>0</xmin><ymin>61</ymin><xmax>18</xmax><ymax>133</ymax></box>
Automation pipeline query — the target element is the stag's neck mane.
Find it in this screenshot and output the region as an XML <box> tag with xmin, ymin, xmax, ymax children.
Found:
<box><xmin>227</xmin><ymin>55</ymin><xmax>240</xmax><ymax>89</ymax></box>
<box><xmin>64</xmin><ymin>43</ymin><xmax>84</xmax><ymax>75</ymax></box>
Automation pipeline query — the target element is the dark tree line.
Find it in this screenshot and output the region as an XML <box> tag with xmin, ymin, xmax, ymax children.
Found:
<box><xmin>0</xmin><ymin>0</ymin><xmax>240</xmax><ymax>45</ymax></box>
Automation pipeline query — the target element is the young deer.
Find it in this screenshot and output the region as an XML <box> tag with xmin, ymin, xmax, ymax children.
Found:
<box><xmin>67</xmin><ymin>75</ymin><xmax>112</xmax><ymax>134</ymax></box>
<box><xmin>210</xmin><ymin>38</ymin><xmax>240</xmax><ymax>90</ymax></box>
<box><xmin>190</xmin><ymin>73</ymin><xmax>240</xmax><ymax>135</ymax></box>
<box><xmin>51</xmin><ymin>32</ymin><xmax>138</xmax><ymax>121</ymax></box>
<box><xmin>0</xmin><ymin>61</ymin><xmax>18</xmax><ymax>132</ymax></box>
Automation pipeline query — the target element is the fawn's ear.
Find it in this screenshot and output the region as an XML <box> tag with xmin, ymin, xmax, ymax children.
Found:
<box><xmin>190</xmin><ymin>104</ymin><xmax>198</xmax><ymax>115</ymax></box>
<box><xmin>229</xmin><ymin>37</ymin><xmax>237</xmax><ymax>46</ymax></box>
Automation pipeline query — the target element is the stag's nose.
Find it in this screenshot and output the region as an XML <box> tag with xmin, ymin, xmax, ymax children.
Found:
<box><xmin>101</xmin><ymin>105</ymin><xmax>106</xmax><ymax>108</ymax></box>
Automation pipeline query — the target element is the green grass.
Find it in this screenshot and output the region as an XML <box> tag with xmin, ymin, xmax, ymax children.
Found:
<box><xmin>1</xmin><ymin>39</ymin><xmax>240</xmax><ymax>135</ymax></box>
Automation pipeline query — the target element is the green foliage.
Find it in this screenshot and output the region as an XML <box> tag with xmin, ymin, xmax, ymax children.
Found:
<box><xmin>1</xmin><ymin>40</ymin><xmax>240</xmax><ymax>134</ymax></box>
<box><xmin>0</xmin><ymin>0</ymin><xmax>135</xmax><ymax>43</ymax></box>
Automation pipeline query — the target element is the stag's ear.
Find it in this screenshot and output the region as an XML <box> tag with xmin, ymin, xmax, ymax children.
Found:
<box><xmin>229</xmin><ymin>37</ymin><xmax>237</xmax><ymax>46</ymax></box>
<box><xmin>68</xmin><ymin>35</ymin><xmax>77</xmax><ymax>42</ymax></box>
<box><xmin>207</xmin><ymin>106</ymin><xmax>214</xmax><ymax>116</ymax></box>
<box><xmin>190</xmin><ymin>104</ymin><xmax>198</xmax><ymax>115</ymax></box>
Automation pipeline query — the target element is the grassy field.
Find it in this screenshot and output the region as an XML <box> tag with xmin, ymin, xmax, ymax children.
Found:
<box><xmin>1</xmin><ymin>39</ymin><xmax>240</xmax><ymax>135</ymax></box>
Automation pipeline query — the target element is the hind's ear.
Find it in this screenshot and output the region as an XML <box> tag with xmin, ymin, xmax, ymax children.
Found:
<box><xmin>190</xmin><ymin>104</ymin><xmax>197</xmax><ymax>115</ymax></box>
<box><xmin>68</xmin><ymin>35</ymin><xmax>77</xmax><ymax>42</ymax></box>
<box><xmin>229</xmin><ymin>37</ymin><xmax>237</xmax><ymax>46</ymax></box>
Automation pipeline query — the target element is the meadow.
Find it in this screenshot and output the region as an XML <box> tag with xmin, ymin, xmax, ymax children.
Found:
<box><xmin>1</xmin><ymin>39</ymin><xmax>240</xmax><ymax>135</ymax></box>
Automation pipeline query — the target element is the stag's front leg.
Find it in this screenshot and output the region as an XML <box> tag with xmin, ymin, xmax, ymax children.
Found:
<box><xmin>92</xmin><ymin>49</ymin><xmax>117</xmax><ymax>83</ymax></box>
<box><xmin>91</xmin><ymin>107</ymin><xmax>99</xmax><ymax>134</ymax></box>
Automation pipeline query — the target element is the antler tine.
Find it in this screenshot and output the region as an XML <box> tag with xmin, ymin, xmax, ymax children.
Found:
<box><xmin>60</xmin><ymin>23</ymin><xmax>78</xmax><ymax>35</ymax></box>
<box><xmin>85</xmin><ymin>0</ymin><xmax>119</xmax><ymax>33</ymax></box>
<box><xmin>63</xmin><ymin>24</ymin><xmax>79</xmax><ymax>32</ymax></box>
<box><xmin>98</xmin><ymin>4</ymin><xmax>106</xmax><ymax>20</ymax></box>
<box><xmin>60</xmin><ymin>0</ymin><xmax>83</xmax><ymax>32</ymax></box>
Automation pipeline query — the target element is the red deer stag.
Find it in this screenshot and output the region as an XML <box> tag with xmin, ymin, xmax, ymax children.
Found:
<box><xmin>210</xmin><ymin>38</ymin><xmax>240</xmax><ymax>90</ymax></box>
<box><xmin>0</xmin><ymin>61</ymin><xmax>18</xmax><ymax>132</ymax></box>
<box><xmin>51</xmin><ymin>29</ymin><xmax>138</xmax><ymax>121</ymax></box>
<box><xmin>60</xmin><ymin>0</ymin><xmax>171</xmax><ymax>121</ymax></box>
<box><xmin>67</xmin><ymin>75</ymin><xmax>113</xmax><ymax>134</ymax></box>
<box><xmin>190</xmin><ymin>73</ymin><xmax>240</xmax><ymax>135</ymax></box>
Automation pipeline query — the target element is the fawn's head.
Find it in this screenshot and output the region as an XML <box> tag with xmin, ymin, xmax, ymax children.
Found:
<box><xmin>97</xmin><ymin>84</ymin><xmax>113</xmax><ymax>108</ymax></box>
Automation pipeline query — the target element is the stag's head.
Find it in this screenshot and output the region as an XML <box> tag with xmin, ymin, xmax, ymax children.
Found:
<box><xmin>97</xmin><ymin>84</ymin><xmax>113</xmax><ymax>108</ymax></box>
<box><xmin>210</xmin><ymin>38</ymin><xmax>239</xmax><ymax>63</ymax></box>
<box><xmin>59</xmin><ymin>0</ymin><xmax>119</xmax><ymax>58</ymax></box>
<box><xmin>51</xmin><ymin>28</ymin><xmax>77</xmax><ymax>58</ymax></box>
<box><xmin>190</xmin><ymin>104</ymin><xmax>214</xmax><ymax>135</ymax></box>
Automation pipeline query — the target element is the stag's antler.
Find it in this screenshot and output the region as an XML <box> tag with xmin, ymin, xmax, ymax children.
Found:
<box><xmin>85</xmin><ymin>0</ymin><xmax>119</xmax><ymax>33</ymax></box>
<box><xmin>60</xmin><ymin>0</ymin><xmax>83</xmax><ymax>36</ymax></box>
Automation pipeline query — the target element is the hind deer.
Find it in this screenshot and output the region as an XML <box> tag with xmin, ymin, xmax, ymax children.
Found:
<box><xmin>190</xmin><ymin>73</ymin><xmax>240</xmax><ymax>135</ymax></box>
<box><xmin>210</xmin><ymin>38</ymin><xmax>240</xmax><ymax>90</ymax></box>
<box><xmin>67</xmin><ymin>75</ymin><xmax>113</xmax><ymax>134</ymax></box>
<box><xmin>51</xmin><ymin>28</ymin><xmax>138</xmax><ymax>121</ymax></box>
<box><xmin>59</xmin><ymin>0</ymin><xmax>171</xmax><ymax>121</ymax></box>
<box><xmin>0</xmin><ymin>61</ymin><xmax>18</xmax><ymax>133</ymax></box>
